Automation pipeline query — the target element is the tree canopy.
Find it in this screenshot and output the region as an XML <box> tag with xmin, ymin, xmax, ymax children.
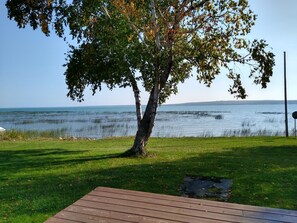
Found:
<box><xmin>6</xmin><ymin>0</ymin><xmax>275</xmax><ymax>156</ymax></box>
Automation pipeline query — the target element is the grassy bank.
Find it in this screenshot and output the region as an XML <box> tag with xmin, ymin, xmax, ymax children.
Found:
<box><xmin>1</xmin><ymin>137</ymin><xmax>297</xmax><ymax>222</ymax></box>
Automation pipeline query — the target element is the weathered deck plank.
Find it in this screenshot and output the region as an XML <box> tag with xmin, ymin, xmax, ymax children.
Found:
<box><xmin>45</xmin><ymin>187</ymin><xmax>297</xmax><ymax>223</ymax></box>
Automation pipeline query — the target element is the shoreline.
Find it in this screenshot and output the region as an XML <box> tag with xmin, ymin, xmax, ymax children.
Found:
<box><xmin>1</xmin><ymin>99</ymin><xmax>297</xmax><ymax>110</ymax></box>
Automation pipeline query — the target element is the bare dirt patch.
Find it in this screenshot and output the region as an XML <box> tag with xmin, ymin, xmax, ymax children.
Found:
<box><xmin>180</xmin><ymin>176</ymin><xmax>232</xmax><ymax>201</ymax></box>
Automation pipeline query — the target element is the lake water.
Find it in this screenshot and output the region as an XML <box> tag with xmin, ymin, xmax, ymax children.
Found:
<box><xmin>1</xmin><ymin>101</ymin><xmax>297</xmax><ymax>138</ymax></box>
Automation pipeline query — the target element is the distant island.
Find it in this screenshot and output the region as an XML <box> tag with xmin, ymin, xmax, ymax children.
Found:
<box><xmin>166</xmin><ymin>100</ymin><xmax>297</xmax><ymax>106</ymax></box>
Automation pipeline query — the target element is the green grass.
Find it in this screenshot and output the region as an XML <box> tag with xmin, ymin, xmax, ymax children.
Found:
<box><xmin>1</xmin><ymin>137</ymin><xmax>297</xmax><ymax>222</ymax></box>
<box><xmin>0</xmin><ymin>129</ymin><xmax>67</xmax><ymax>140</ymax></box>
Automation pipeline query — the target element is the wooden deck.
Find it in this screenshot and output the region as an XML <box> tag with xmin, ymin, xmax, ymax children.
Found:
<box><xmin>45</xmin><ymin>187</ymin><xmax>297</xmax><ymax>223</ymax></box>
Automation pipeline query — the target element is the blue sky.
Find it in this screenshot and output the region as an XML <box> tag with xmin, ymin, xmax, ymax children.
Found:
<box><xmin>0</xmin><ymin>0</ymin><xmax>297</xmax><ymax>108</ymax></box>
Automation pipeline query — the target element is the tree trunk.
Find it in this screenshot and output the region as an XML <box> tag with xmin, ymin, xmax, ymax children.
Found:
<box><xmin>130</xmin><ymin>76</ymin><xmax>142</xmax><ymax>128</ymax></box>
<box><xmin>124</xmin><ymin>86</ymin><xmax>159</xmax><ymax>156</ymax></box>
<box><xmin>124</xmin><ymin>60</ymin><xmax>173</xmax><ymax>157</ymax></box>
<box><xmin>122</xmin><ymin>0</ymin><xmax>173</xmax><ymax>157</ymax></box>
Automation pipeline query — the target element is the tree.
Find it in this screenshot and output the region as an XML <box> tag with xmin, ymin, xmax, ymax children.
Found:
<box><xmin>6</xmin><ymin>0</ymin><xmax>275</xmax><ymax>156</ymax></box>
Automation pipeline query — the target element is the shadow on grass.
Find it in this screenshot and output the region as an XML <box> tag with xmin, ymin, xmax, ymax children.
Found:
<box><xmin>1</xmin><ymin>144</ymin><xmax>297</xmax><ymax>222</ymax></box>
<box><xmin>0</xmin><ymin>148</ymin><xmax>120</xmax><ymax>175</ymax></box>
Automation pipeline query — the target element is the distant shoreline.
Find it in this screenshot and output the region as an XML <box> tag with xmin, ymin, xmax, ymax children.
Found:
<box><xmin>1</xmin><ymin>100</ymin><xmax>297</xmax><ymax>110</ymax></box>
<box><xmin>167</xmin><ymin>100</ymin><xmax>297</xmax><ymax>106</ymax></box>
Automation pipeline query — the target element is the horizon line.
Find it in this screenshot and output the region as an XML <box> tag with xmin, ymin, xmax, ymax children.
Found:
<box><xmin>1</xmin><ymin>99</ymin><xmax>297</xmax><ymax>109</ymax></box>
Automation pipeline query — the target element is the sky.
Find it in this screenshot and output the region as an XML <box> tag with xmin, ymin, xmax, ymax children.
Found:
<box><xmin>0</xmin><ymin>0</ymin><xmax>297</xmax><ymax>108</ymax></box>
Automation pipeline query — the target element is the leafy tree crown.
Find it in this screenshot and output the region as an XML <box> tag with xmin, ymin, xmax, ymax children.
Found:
<box><xmin>6</xmin><ymin>0</ymin><xmax>275</xmax><ymax>102</ymax></box>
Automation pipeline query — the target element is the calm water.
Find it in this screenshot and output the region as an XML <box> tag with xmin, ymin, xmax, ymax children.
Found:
<box><xmin>1</xmin><ymin>101</ymin><xmax>297</xmax><ymax>138</ymax></box>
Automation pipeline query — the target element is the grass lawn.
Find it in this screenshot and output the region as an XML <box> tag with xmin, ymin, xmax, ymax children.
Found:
<box><xmin>0</xmin><ymin>137</ymin><xmax>297</xmax><ymax>222</ymax></box>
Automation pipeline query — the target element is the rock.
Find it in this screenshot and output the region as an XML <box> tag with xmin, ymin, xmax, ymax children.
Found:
<box><xmin>0</xmin><ymin>127</ymin><xmax>6</xmax><ymax>132</ymax></box>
